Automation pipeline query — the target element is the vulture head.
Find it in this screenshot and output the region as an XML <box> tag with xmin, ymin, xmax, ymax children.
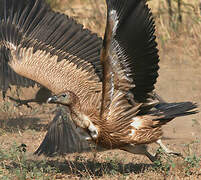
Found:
<box><xmin>47</xmin><ymin>91</ymin><xmax>77</xmax><ymax>107</ymax></box>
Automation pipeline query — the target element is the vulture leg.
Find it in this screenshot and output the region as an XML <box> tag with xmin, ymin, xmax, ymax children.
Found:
<box><xmin>70</xmin><ymin>113</ymin><xmax>98</xmax><ymax>140</ymax></box>
<box><xmin>121</xmin><ymin>144</ymin><xmax>157</xmax><ymax>162</ymax></box>
<box><xmin>88</xmin><ymin>122</ymin><xmax>99</xmax><ymax>139</ymax></box>
<box><xmin>155</xmin><ymin>139</ymin><xmax>182</xmax><ymax>157</ymax></box>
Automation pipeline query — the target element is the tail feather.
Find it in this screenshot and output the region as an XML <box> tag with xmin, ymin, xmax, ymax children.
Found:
<box><xmin>153</xmin><ymin>102</ymin><xmax>198</xmax><ymax>121</ymax></box>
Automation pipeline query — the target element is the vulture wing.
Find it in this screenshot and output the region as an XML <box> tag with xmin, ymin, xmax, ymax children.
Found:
<box><xmin>101</xmin><ymin>0</ymin><xmax>160</xmax><ymax>121</ymax></box>
<box><xmin>0</xmin><ymin>0</ymin><xmax>102</xmax><ymax>107</ymax></box>
<box><xmin>0</xmin><ymin>0</ymin><xmax>102</xmax><ymax>97</ymax></box>
<box><xmin>106</xmin><ymin>0</ymin><xmax>159</xmax><ymax>103</ymax></box>
<box><xmin>0</xmin><ymin>46</ymin><xmax>35</xmax><ymax>97</ymax></box>
<box><xmin>34</xmin><ymin>107</ymin><xmax>104</xmax><ymax>156</ymax></box>
<box><xmin>0</xmin><ymin>0</ymin><xmax>103</xmax><ymax>156</ymax></box>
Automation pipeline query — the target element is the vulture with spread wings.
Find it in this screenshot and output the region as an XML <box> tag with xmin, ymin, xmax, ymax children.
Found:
<box><xmin>0</xmin><ymin>0</ymin><xmax>198</xmax><ymax>162</ymax></box>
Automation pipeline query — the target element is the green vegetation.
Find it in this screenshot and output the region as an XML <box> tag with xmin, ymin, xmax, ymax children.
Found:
<box><xmin>0</xmin><ymin>141</ymin><xmax>200</xmax><ymax>179</ymax></box>
<box><xmin>0</xmin><ymin>143</ymin><xmax>56</xmax><ymax>179</ymax></box>
<box><xmin>153</xmin><ymin>144</ymin><xmax>201</xmax><ymax>177</ymax></box>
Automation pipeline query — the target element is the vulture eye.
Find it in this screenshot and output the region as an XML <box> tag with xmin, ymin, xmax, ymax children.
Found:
<box><xmin>61</xmin><ymin>94</ymin><xmax>67</xmax><ymax>98</ymax></box>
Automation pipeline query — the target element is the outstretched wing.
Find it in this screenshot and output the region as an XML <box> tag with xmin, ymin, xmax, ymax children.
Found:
<box><xmin>0</xmin><ymin>0</ymin><xmax>102</xmax><ymax>105</ymax></box>
<box><xmin>0</xmin><ymin>46</ymin><xmax>35</xmax><ymax>97</ymax></box>
<box><xmin>106</xmin><ymin>0</ymin><xmax>159</xmax><ymax>103</ymax></box>
<box><xmin>101</xmin><ymin>0</ymin><xmax>160</xmax><ymax>120</ymax></box>
<box><xmin>0</xmin><ymin>0</ymin><xmax>103</xmax><ymax>155</ymax></box>
<box><xmin>0</xmin><ymin>0</ymin><xmax>102</xmax><ymax>97</ymax></box>
<box><xmin>34</xmin><ymin>107</ymin><xmax>103</xmax><ymax>156</ymax></box>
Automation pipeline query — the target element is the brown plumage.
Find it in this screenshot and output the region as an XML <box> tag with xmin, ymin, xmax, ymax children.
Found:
<box><xmin>0</xmin><ymin>0</ymin><xmax>198</xmax><ymax>162</ymax></box>
<box><xmin>45</xmin><ymin>0</ymin><xmax>197</xmax><ymax>161</ymax></box>
<box><xmin>0</xmin><ymin>0</ymin><xmax>103</xmax><ymax>155</ymax></box>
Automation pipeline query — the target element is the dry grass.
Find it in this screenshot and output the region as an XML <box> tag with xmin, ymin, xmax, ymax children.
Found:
<box><xmin>0</xmin><ymin>0</ymin><xmax>201</xmax><ymax>179</ymax></box>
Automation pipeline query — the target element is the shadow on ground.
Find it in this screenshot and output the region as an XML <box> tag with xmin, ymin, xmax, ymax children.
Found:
<box><xmin>0</xmin><ymin>117</ymin><xmax>48</xmax><ymax>132</ymax></box>
<box><xmin>7</xmin><ymin>158</ymin><xmax>154</xmax><ymax>177</ymax></box>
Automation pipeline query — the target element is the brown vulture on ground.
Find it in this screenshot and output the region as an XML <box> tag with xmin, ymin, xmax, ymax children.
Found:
<box><xmin>0</xmin><ymin>0</ymin><xmax>198</xmax><ymax>161</ymax></box>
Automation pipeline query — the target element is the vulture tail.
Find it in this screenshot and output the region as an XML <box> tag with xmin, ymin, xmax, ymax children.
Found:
<box><xmin>153</xmin><ymin>102</ymin><xmax>198</xmax><ymax>124</ymax></box>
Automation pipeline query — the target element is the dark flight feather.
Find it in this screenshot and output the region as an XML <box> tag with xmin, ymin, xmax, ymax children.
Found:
<box><xmin>106</xmin><ymin>0</ymin><xmax>160</xmax><ymax>103</ymax></box>
<box><xmin>34</xmin><ymin>107</ymin><xmax>98</xmax><ymax>156</ymax></box>
<box><xmin>0</xmin><ymin>0</ymin><xmax>103</xmax><ymax>96</ymax></box>
<box><xmin>0</xmin><ymin>0</ymin><xmax>198</xmax><ymax>157</ymax></box>
<box><xmin>0</xmin><ymin>0</ymin><xmax>103</xmax><ymax>155</ymax></box>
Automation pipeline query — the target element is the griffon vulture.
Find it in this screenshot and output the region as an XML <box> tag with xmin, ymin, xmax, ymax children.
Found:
<box><xmin>0</xmin><ymin>0</ymin><xmax>198</xmax><ymax>161</ymax></box>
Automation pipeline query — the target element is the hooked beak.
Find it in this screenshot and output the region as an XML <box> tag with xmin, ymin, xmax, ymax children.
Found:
<box><xmin>47</xmin><ymin>95</ymin><xmax>57</xmax><ymax>103</ymax></box>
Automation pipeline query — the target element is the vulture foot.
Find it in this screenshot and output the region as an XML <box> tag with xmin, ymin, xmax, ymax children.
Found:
<box><xmin>155</xmin><ymin>139</ymin><xmax>183</xmax><ymax>158</ymax></box>
<box><xmin>121</xmin><ymin>144</ymin><xmax>157</xmax><ymax>162</ymax></box>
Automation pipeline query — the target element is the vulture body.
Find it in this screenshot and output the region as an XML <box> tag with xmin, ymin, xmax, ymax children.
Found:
<box><xmin>0</xmin><ymin>0</ymin><xmax>198</xmax><ymax>161</ymax></box>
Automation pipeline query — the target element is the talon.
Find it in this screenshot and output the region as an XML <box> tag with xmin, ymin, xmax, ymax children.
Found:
<box><xmin>156</xmin><ymin>139</ymin><xmax>181</xmax><ymax>155</ymax></box>
<box><xmin>154</xmin><ymin>141</ymin><xmax>183</xmax><ymax>159</ymax></box>
<box><xmin>168</xmin><ymin>152</ymin><xmax>183</xmax><ymax>157</ymax></box>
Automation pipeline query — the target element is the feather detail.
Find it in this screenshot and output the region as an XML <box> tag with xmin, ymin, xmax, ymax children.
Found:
<box><xmin>9</xmin><ymin>43</ymin><xmax>101</xmax><ymax>104</ymax></box>
<box><xmin>107</xmin><ymin>0</ymin><xmax>160</xmax><ymax>103</ymax></box>
<box><xmin>34</xmin><ymin>107</ymin><xmax>101</xmax><ymax>156</ymax></box>
<box><xmin>0</xmin><ymin>0</ymin><xmax>102</xmax><ymax>96</ymax></box>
